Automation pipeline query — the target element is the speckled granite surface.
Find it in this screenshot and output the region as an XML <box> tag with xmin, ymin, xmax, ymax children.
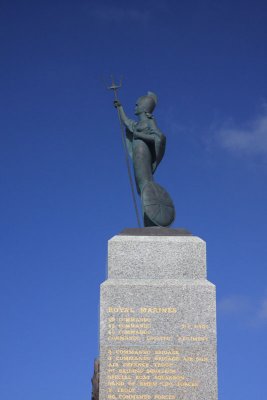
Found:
<box><xmin>99</xmin><ymin>232</ymin><xmax>218</xmax><ymax>400</ymax></box>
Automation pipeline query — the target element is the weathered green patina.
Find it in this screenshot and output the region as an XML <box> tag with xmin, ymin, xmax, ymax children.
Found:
<box><xmin>114</xmin><ymin>92</ymin><xmax>175</xmax><ymax>227</ymax></box>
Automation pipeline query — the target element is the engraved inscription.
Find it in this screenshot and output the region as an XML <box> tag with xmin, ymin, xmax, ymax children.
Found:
<box><xmin>101</xmin><ymin>305</ymin><xmax>214</xmax><ymax>400</ymax></box>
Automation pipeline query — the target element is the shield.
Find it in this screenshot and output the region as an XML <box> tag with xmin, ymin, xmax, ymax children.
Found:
<box><xmin>141</xmin><ymin>181</ymin><xmax>175</xmax><ymax>227</ymax></box>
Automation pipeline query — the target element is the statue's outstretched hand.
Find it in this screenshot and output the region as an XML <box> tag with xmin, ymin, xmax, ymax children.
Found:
<box><xmin>113</xmin><ymin>100</ymin><xmax>121</xmax><ymax>108</ymax></box>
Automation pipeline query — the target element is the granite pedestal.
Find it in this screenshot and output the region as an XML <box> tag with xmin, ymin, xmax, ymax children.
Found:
<box><xmin>99</xmin><ymin>229</ymin><xmax>218</xmax><ymax>400</ymax></box>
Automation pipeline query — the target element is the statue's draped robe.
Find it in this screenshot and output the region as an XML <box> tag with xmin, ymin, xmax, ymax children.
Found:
<box><xmin>118</xmin><ymin>105</ymin><xmax>175</xmax><ymax>227</ymax></box>
<box><xmin>126</xmin><ymin>116</ymin><xmax>166</xmax><ymax>175</ymax></box>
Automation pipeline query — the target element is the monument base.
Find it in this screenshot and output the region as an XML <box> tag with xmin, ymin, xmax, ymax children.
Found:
<box><xmin>99</xmin><ymin>230</ymin><xmax>218</xmax><ymax>400</ymax></box>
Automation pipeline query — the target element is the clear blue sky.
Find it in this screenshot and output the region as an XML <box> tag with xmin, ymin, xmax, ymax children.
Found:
<box><xmin>1</xmin><ymin>0</ymin><xmax>267</xmax><ymax>399</ymax></box>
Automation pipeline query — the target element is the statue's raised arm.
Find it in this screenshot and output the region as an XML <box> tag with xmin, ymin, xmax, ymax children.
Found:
<box><xmin>114</xmin><ymin>100</ymin><xmax>136</xmax><ymax>133</ymax></box>
<box><xmin>114</xmin><ymin>91</ymin><xmax>175</xmax><ymax>227</ymax></box>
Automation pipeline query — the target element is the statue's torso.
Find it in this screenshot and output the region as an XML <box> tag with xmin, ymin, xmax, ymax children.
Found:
<box><xmin>136</xmin><ymin>120</ymin><xmax>148</xmax><ymax>129</ymax></box>
<box><xmin>134</xmin><ymin>120</ymin><xmax>153</xmax><ymax>135</ymax></box>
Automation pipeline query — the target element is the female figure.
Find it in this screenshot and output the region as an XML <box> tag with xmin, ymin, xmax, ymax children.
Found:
<box><xmin>114</xmin><ymin>92</ymin><xmax>175</xmax><ymax>227</ymax></box>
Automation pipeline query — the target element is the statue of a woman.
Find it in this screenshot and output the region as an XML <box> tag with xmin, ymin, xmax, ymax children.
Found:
<box><xmin>114</xmin><ymin>92</ymin><xmax>175</xmax><ymax>227</ymax></box>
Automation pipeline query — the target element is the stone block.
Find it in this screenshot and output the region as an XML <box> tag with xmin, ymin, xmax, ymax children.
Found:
<box><xmin>99</xmin><ymin>233</ymin><xmax>218</xmax><ymax>400</ymax></box>
<box><xmin>108</xmin><ymin>235</ymin><xmax>206</xmax><ymax>280</ymax></box>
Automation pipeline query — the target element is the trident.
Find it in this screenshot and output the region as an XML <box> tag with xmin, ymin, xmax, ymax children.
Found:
<box><xmin>107</xmin><ymin>76</ymin><xmax>141</xmax><ymax>228</ymax></box>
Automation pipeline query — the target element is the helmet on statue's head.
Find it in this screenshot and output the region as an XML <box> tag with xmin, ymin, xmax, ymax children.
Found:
<box><xmin>135</xmin><ymin>91</ymin><xmax>158</xmax><ymax>115</ymax></box>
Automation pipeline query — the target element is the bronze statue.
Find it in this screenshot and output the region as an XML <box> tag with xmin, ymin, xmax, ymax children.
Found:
<box><xmin>114</xmin><ymin>91</ymin><xmax>175</xmax><ymax>227</ymax></box>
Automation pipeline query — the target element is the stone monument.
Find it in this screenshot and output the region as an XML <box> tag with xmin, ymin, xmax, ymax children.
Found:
<box><xmin>97</xmin><ymin>228</ymin><xmax>218</xmax><ymax>400</ymax></box>
<box><xmin>91</xmin><ymin>87</ymin><xmax>218</xmax><ymax>400</ymax></box>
